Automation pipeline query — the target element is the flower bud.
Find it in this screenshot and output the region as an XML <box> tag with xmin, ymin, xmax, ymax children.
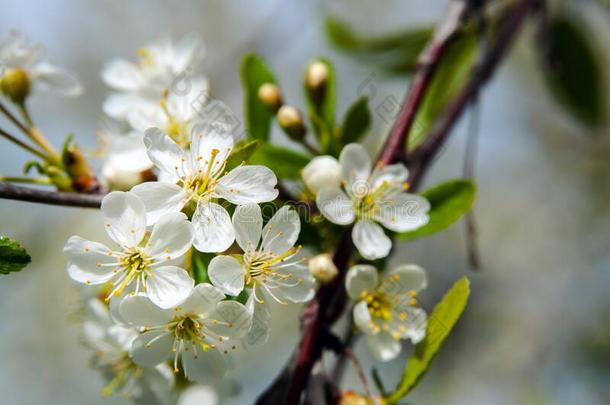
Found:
<box><xmin>257</xmin><ymin>83</ymin><xmax>282</xmax><ymax>113</ymax></box>
<box><xmin>277</xmin><ymin>105</ymin><xmax>306</xmax><ymax>141</ymax></box>
<box><xmin>0</xmin><ymin>68</ymin><xmax>30</xmax><ymax>105</ymax></box>
<box><xmin>305</xmin><ymin>61</ymin><xmax>329</xmax><ymax>100</ymax></box>
<box><xmin>301</xmin><ymin>155</ymin><xmax>341</xmax><ymax>194</ymax></box>
<box><xmin>308</xmin><ymin>253</ymin><xmax>338</xmax><ymax>284</ymax></box>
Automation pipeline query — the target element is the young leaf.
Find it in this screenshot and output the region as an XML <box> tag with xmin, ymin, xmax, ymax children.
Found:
<box><xmin>0</xmin><ymin>236</ymin><xmax>31</xmax><ymax>274</ymax></box>
<box><xmin>191</xmin><ymin>250</ymin><xmax>214</xmax><ymax>284</ymax></box>
<box><xmin>398</xmin><ymin>179</ymin><xmax>476</xmax><ymax>241</ymax></box>
<box><xmin>249</xmin><ymin>143</ymin><xmax>311</xmax><ymax>180</ymax></box>
<box><xmin>304</xmin><ymin>58</ymin><xmax>336</xmax><ymax>153</ymax></box>
<box><xmin>408</xmin><ymin>29</ymin><xmax>478</xmax><ymax>149</ymax></box>
<box><xmin>385</xmin><ymin>276</ymin><xmax>470</xmax><ymax>403</ymax></box>
<box><xmin>226</xmin><ymin>139</ymin><xmax>261</xmax><ymax>170</ymax></box>
<box><xmin>240</xmin><ymin>53</ymin><xmax>277</xmax><ymax>140</ymax></box>
<box><xmin>543</xmin><ymin>15</ymin><xmax>603</xmax><ymax>129</ymax></box>
<box><xmin>338</xmin><ymin>96</ymin><xmax>371</xmax><ymax>145</ymax></box>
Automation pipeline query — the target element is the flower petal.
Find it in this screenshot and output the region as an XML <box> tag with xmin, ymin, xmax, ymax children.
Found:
<box><xmin>370</xmin><ymin>163</ymin><xmax>409</xmax><ymax>190</ymax></box>
<box><xmin>147</xmin><ymin>265</ymin><xmax>194</xmax><ymax>309</ymax></box>
<box><xmin>179</xmin><ymin>283</ymin><xmax>225</xmax><ymax>317</ymax></box>
<box><xmin>119</xmin><ymin>294</ymin><xmax>174</xmax><ymax>327</ymax></box>
<box><xmin>216</xmin><ymin>166</ymin><xmax>278</xmax><ymax>205</ymax></box>
<box><xmin>190</xmin><ymin>124</ymin><xmax>234</xmax><ymax>172</ymax></box>
<box><xmin>101</xmin><ymin>191</ymin><xmax>147</xmax><ymax>247</ymax></box>
<box><xmin>366</xmin><ymin>332</ymin><xmax>402</xmax><ymax>362</ymax></box>
<box><xmin>131</xmin><ymin>331</ymin><xmax>173</xmax><ymax>367</ymax></box>
<box><xmin>352</xmin><ymin>220</ymin><xmax>392</xmax><ymax>260</ymax></box>
<box><xmin>207</xmin><ymin>301</ymin><xmax>252</xmax><ymax>339</ymax></box>
<box><xmin>380</xmin><ymin>265</ymin><xmax>427</xmax><ymax>297</ymax></box>
<box><xmin>31</xmin><ymin>62</ymin><xmax>82</xmax><ymax>96</ymax></box>
<box><xmin>146</xmin><ymin>212</ymin><xmax>194</xmax><ymax>261</ymax></box>
<box><xmin>261</xmin><ymin>205</ymin><xmax>300</xmax><ymax>255</ymax></box>
<box><xmin>245</xmin><ymin>294</ymin><xmax>271</xmax><ymax>346</ymax></box>
<box><xmin>182</xmin><ymin>348</ymin><xmax>227</xmax><ymax>383</ymax></box>
<box><xmin>353</xmin><ymin>300</ymin><xmax>377</xmax><ymax>334</ymax></box>
<box><xmin>143</xmin><ymin>127</ymin><xmax>187</xmax><ymax>179</ymax></box>
<box><xmin>374</xmin><ymin>193</ymin><xmax>430</xmax><ymax>232</ymax></box>
<box><xmin>171</xmin><ymin>33</ymin><xmax>204</xmax><ymax>73</ymax></box>
<box><xmin>101</xmin><ymin>59</ymin><xmax>143</xmax><ymax>91</ymax></box>
<box><xmin>340</xmin><ymin>143</ymin><xmax>371</xmax><ymax>191</ymax></box>
<box><xmin>345</xmin><ymin>264</ymin><xmax>378</xmax><ymax>300</ymax></box>
<box><xmin>131</xmin><ymin>182</ymin><xmax>187</xmax><ymax>226</ymax></box>
<box><xmin>208</xmin><ymin>255</ymin><xmax>245</xmax><ymax>296</ymax></box>
<box><xmin>63</xmin><ymin>236</ymin><xmax>116</xmax><ymax>285</ymax></box>
<box><xmin>103</xmin><ymin>93</ymin><xmax>145</xmax><ymax>120</ymax></box>
<box><xmin>271</xmin><ymin>265</ymin><xmax>315</xmax><ymax>303</ymax></box>
<box><xmin>391</xmin><ymin>306</ymin><xmax>427</xmax><ymax>344</ymax></box>
<box><xmin>232</xmin><ymin>204</ymin><xmax>262</xmax><ymax>252</ymax></box>
<box><xmin>316</xmin><ymin>186</ymin><xmax>355</xmax><ymax>225</ymax></box>
<box><xmin>192</xmin><ymin>202</ymin><xmax>235</xmax><ymax>253</ymax></box>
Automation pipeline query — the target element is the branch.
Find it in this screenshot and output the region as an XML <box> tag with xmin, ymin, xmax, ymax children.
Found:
<box><xmin>0</xmin><ymin>183</ymin><xmax>102</xmax><ymax>208</ymax></box>
<box><xmin>259</xmin><ymin>1</ymin><xmax>538</xmax><ymax>403</ymax></box>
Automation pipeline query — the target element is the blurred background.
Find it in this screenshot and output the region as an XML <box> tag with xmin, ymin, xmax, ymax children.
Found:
<box><xmin>1</xmin><ymin>0</ymin><xmax>609</xmax><ymax>404</ymax></box>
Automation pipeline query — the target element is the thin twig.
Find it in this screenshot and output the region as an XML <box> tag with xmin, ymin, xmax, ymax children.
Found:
<box><xmin>344</xmin><ymin>348</ymin><xmax>373</xmax><ymax>399</ymax></box>
<box><xmin>0</xmin><ymin>127</ymin><xmax>50</xmax><ymax>161</ymax></box>
<box><xmin>0</xmin><ymin>182</ymin><xmax>102</xmax><ymax>208</ymax></box>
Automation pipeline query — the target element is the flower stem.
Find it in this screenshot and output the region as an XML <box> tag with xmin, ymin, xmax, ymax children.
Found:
<box><xmin>0</xmin><ymin>126</ymin><xmax>51</xmax><ymax>161</ymax></box>
<box><xmin>0</xmin><ymin>176</ymin><xmax>52</xmax><ymax>185</ymax></box>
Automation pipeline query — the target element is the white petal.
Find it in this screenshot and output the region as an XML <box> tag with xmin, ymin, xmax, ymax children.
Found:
<box><xmin>63</xmin><ymin>236</ymin><xmax>116</xmax><ymax>285</ymax></box>
<box><xmin>119</xmin><ymin>294</ymin><xmax>174</xmax><ymax>327</ymax></box>
<box><xmin>101</xmin><ymin>59</ymin><xmax>143</xmax><ymax>91</ymax></box>
<box><xmin>380</xmin><ymin>265</ymin><xmax>427</xmax><ymax>297</ymax></box>
<box><xmin>147</xmin><ymin>266</ymin><xmax>194</xmax><ymax>309</ymax></box>
<box><xmin>374</xmin><ymin>193</ymin><xmax>430</xmax><ymax>232</ymax></box>
<box><xmin>143</xmin><ymin>128</ymin><xmax>188</xmax><ymax>178</ymax></box>
<box><xmin>102</xmin><ymin>93</ymin><xmax>140</xmax><ymax>119</ymax></box>
<box><xmin>272</xmin><ymin>265</ymin><xmax>315</xmax><ymax>303</ymax></box>
<box><xmin>131</xmin><ymin>182</ymin><xmax>187</xmax><ymax>226</ymax></box>
<box><xmin>301</xmin><ymin>155</ymin><xmax>342</xmax><ymax>194</ymax></box>
<box><xmin>345</xmin><ymin>264</ymin><xmax>378</xmax><ymax>300</ymax></box>
<box><xmin>232</xmin><ymin>204</ymin><xmax>262</xmax><ymax>252</ymax></box>
<box><xmin>171</xmin><ymin>33</ymin><xmax>204</xmax><ymax>73</ymax></box>
<box><xmin>101</xmin><ymin>191</ymin><xmax>147</xmax><ymax>247</ymax></box>
<box><xmin>340</xmin><ymin>143</ymin><xmax>372</xmax><ymax>190</ymax></box>
<box><xmin>178</xmin><ymin>385</ymin><xmax>218</xmax><ymax>405</ymax></box>
<box><xmin>208</xmin><ymin>255</ymin><xmax>245</xmax><ymax>296</ymax></box>
<box><xmin>367</xmin><ymin>332</ymin><xmax>402</xmax><ymax>362</ymax></box>
<box><xmin>316</xmin><ymin>187</ymin><xmax>355</xmax><ymax>225</ymax></box>
<box><xmin>245</xmin><ymin>295</ymin><xmax>271</xmax><ymax>346</ymax></box>
<box><xmin>261</xmin><ymin>205</ymin><xmax>300</xmax><ymax>255</ymax></box>
<box><xmin>192</xmin><ymin>202</ymin><xmax>235</xmax><ymax>253</ymax></box>
<box><xmin>31</xmin><ymin>62</ymin><xmax>82</xmax><ymax>96</ymax></box>
<box><xmin>208</xmin><ymin>301</ymin><xmax>252</xmax><ymax>339</ymax></box>
<box><xmin>190</xmin><ymin>124</ymin><xmax>234</xmax><ymax>171</ymax></box>
<box><xmin>146</xmin><ymin>212</ymin><xmax>194</xmax><ymax>261</ymax></box>
<box><xmin>131</xmin><ymin>331</ymin><xmax>173</xmax><ymax>367</ymax></box>
<box><xmin>391</xmin><ymin>306</ymin><xmax>427</xmax><ymax>343</ymax></box>
<box><xmin>179</xmin><ymin>283</ymin><xmax>225</xmax><ymax>317</ymax></box>
<box><xmin>352</xmin><ymin>220</ymin><xmax>392</xmax><ymax>260</ymax></box>
<box><xmin>216</xmin><ymin>166</ymin><xmax>278</xmax><ymax>205</ymax></box>
<box><xmin>353</xmin><ymin>300</ymin><xmax>377</xmax><ymax>334</ymax></box>
<box><xmin>370</xmin><ymin>163</ymin><xmax>409</xmax><ymax>189</ymax></box>
<box><xmin>182</xmin><ymin>348</ymin><xmax>227</xmax><ymax>383</ymax></box>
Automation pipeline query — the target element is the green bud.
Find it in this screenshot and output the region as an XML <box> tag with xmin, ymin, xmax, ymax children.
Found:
<box><xmin>0</xmin><ymin>68</ymin><xmax>31</xmax><ymax>105</ymax></box>
<box><xmin>257</xmin><ymin>83</ymin><xmax>282</xmax><ymax>113</ymax></box>
<box><xmin>277</xmin><ymin>105</ymin><xmax>306</xmax><ymax>141</ymax></box>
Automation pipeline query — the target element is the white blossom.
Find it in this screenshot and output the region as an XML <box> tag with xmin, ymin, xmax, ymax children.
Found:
<box><xmin>119</xmin><ymin>284</ymin><xmax>252</xmax><ymax>383</ymax></box>
<box><xmin>64</xmin><ymin>191</ymin><xmax>194</xmax><ymax>309</ymax></box>
<box><xmin>131</xmin><ymin>126</ymin><xmax>278</xmax><ymax>252</ymax></box>
<box><xmin>0</xmin><ymin>30</ymin><xmax>82</xmax><ymax>97</ymax></box>
<box><xmin>208</xmin><ymin>204</ymin><xmax>315</xmax><ymax>345</ymax></box>
<box><xmin>301</xmin><ymin>155</ymin><xmax>342</xmax><ymax>194</ymax></box>
<box><xmin>102</xmin><ymin>34</ymin><xmax>205</xmax><ymax>122</ymax></box>
<box><xmin>345</xmin><ymin>264</ymin><xmax>427</xmax><ymax>361</ymax></box>
<box><xmin>316</xmin><ymin>143</ymin><xmax>430</xmax><ymax>260</ymax></box>
<box><xmin>101</xmin><ymin>131</ymin><xmax>154</xmax><ymax>191</ymax></box>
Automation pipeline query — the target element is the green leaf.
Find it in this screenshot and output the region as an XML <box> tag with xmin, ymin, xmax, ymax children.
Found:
<box><xmin>240</xmin><ymin>53</ymin><xmax>277</xmax><ymax>140</ymax></box>
<box><xmin>543</xmin><ymin>15</ymin><xmax>604</xmax><ymax>129</ymax></box>
<box><xmin>0</xmin><ymin>236</ymin><xmax>31</xmax><ymax>274</ymax></box>
<box><xmin>338</xmin><ymin>96</ymin><xmax>371</xmax><ymax>145</ymax></box>
<box><xmin>408</xmin><ymin>29</ymin><xmax>478</xmax><ymax>149</ymax></box>
<box><xmin>191</xmin><ymin>250</ymin><xmax>214</xmax><ymax>285</ymax></box>
<box><xmin>385</xmin><ymin>276</ymin><xmax>471</xmax><ymax>403</ymax></box>
<box><xmin>304</xmin><ymin>58</ymin><xmax>336</xmax><ymax>153</ymax></box>
<box><xmin>226</xmin><ymin>139</ymin><xmax>261</xmax><ymax>170</ymax></box>
<box><xmin>249</xmin><ymin>143</ymin><xmax>311</xmax><ymax>180</ymax></box>
<box><xmin>325</xmin><ymin>18</ymin><xmax>432</xmax><ymax>74</ymax></box>
<box><xmin>398</xmin><ymin>179</ymin><xmax>476</xmax><ymax>241</ymax></box>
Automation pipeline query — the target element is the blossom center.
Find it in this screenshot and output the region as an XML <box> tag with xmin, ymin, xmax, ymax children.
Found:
<box><xmin>361</xmin><ymin>290</ymin><xmax>394</xmax><ymax>321</ymax></box>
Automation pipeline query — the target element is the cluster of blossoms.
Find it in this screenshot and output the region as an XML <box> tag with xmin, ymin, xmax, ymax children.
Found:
<box><xmin>0</xmin><ymin>28</ymin><xmax>437</xmax><ymax>401</ymax></box>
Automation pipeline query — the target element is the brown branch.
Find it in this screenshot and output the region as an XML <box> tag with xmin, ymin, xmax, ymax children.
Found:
<box><xmin>259</xmin><ymin>1</ymin><xmax>538</xmax><ymax>403</ymax></box>
<box><xmin>0</xmin><ymin>183</ymin><xmax>102</xmax><ymax>208</ymax></box>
